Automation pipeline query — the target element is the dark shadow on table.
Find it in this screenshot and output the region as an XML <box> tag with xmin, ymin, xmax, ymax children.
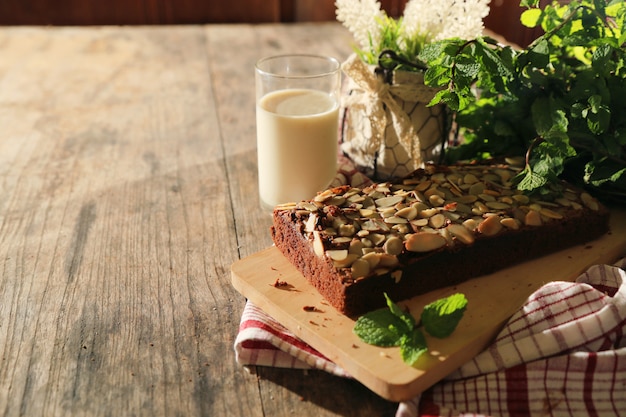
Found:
<box><xmin>252</xmin><ymin>366</ymin><xmax>399</xmax><ymax>416</ymax></box>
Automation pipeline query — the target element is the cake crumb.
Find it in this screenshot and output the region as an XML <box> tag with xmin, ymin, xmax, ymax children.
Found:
<box><xmin>271</xmin><ymin>278</ymin><xmax>298</xmax><ymax>291</ymax></box>
<box><xmin>273</xmin><ymin>278</ymin><xmax>289</xmax><ymax>287</ymax></box>
<box><xmin>302</xmin><ymin>305</ymin><xmax>323</xmax><ymax>312</ymax></box>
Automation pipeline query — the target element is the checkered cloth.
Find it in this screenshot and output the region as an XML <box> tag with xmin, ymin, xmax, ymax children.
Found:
<box><xmin>235</xmin><ymin>158</ymin><xmax>626</xmax><ymax>416</ymax></box>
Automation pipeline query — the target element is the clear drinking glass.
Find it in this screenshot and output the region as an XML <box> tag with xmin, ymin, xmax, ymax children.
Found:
<box><xmin>255</xmin><ymin>54</ymin><xmax>341</xmax><ymax>210</ymax></box>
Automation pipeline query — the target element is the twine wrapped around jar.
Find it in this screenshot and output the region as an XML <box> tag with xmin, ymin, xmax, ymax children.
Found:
<box><xmin>340</xmin><ymin>53</ymin><xmax>448</xmax><ymax>180</ymax></box>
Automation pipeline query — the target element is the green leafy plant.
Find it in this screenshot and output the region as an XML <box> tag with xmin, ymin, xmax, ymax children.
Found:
<box><xmin>353</xmin><ymin>293</ymin><xmax>468</xmax><ymax>366</ymax></box>
<box><xmin>421</xmin><ymin>0</ymin><xmax>626</xmax><ymax>201</ymax></box>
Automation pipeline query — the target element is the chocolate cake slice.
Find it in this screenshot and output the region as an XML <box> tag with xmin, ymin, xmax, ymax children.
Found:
<box><xmin>271</xmin><ymin>163</ymin><xmax>610</xmax><ymax>317</ymax></box>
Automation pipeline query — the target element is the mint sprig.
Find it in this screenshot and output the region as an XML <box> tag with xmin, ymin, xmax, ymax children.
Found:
<box><xmin>353</xmin><ymin>293</ymin><xmax>468</xmax><ymax>366</ymax></box>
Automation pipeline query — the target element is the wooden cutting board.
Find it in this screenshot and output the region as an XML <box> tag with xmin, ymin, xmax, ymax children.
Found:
<box><xmin>231</xmin><ymin>209</ymin><xmax>626</xmax><ymax>402</ymax></box>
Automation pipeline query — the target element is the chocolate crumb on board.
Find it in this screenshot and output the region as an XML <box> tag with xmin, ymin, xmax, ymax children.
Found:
<box><xmin>302</xmin><ymin>305</ymin><xmax>323</xmax><ymax>312</ymax></box>
<box><xmin>273</xmin><ymin>278</ymin><xmax>289</xmax><ymax>287</ymax></box>
<box><xmin>271</xmin><ymin>278</ymin><xmax>298</xmax><ymax>291</ymax></box>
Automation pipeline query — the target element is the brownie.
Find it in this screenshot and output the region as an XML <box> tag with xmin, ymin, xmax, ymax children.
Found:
<box><xmin>270</xmin><ymin>163</ymin><xmax>610</xmax><ymax>317</ymax></box>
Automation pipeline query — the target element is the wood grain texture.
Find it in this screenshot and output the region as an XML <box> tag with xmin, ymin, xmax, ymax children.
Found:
<box><xmin>0</xmin><ymin>23</ymin><xmax>397</xmax><ymax>417</ymax></box>
<box><xmin>0</xmin><ymin>25</ymin><xmax>241</xmax><ymax>416</ymax></box>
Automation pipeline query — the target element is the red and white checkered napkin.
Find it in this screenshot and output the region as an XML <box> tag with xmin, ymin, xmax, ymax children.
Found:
<box><xmin>235</xmin><ymin>257</ymin><xmax>626</xmax><ymax>417</ymax></box>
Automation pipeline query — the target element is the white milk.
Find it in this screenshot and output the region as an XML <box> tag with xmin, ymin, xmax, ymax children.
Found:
<box><xmin>256</xmin><ymin>88</ymin><xmax>339</xmax><ymax>209</ymax></box>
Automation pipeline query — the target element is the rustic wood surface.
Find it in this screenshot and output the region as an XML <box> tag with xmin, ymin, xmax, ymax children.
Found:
<box><xmin>0</xmin><ymin>23</ymin><xmax>398</xmax><ymax>416</ymax></box>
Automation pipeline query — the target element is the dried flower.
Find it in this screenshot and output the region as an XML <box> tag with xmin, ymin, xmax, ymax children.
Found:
<box><xmin>336</xmin><ymin>0</ymin><xmax>491</xmax><ymax>68</ymax></box>
<box><xmin>335</xmin><ymin>0</ymin><xmax>386</xmax><ymax>51</ymax></box>
<box><xmin>403</xmin><ymin>0</ymin><xmax>490</xmax><ymax>43</ymax></box>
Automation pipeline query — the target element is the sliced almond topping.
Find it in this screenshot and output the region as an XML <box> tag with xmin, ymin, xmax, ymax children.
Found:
<box><xmin>477</xmin><ymin>214</ymin><xmax>503</xmax><ymax>236</ymax></box>
<box><xmin>313</xmin><ymin>231</ymin><xmax>325</xmax><ymax>257</ymax></box>
<box><xmin>580</xmin><ymin>192</ymin><xmax>599</xmax><ymax>211</ymax></box>
<box><xmin>361</xmin><ymin>252</ymin><xmax>381</xmax><ymax>269</ymax></box>
<box><xmin>304</xmin><ymin>213</ymin><xmax>318</xmax><ymax>233</ymax></box>
<box><xmin>286</xmin><ymin>163</ymin><xmax>597</xmax><ymax>278</ymax></box>
<box><xmin>463</xmin><ymin>173</ymin><xmax>479</xmax><ymax>184</ymax></box>
<box><xmin>359</xmin><ymin>208</ymin><xmax>377</xmax><ymax>218</ymax></box>
<box><xmin>384</xmin><ymin>236</ymin><xmax>404</xmax><ymax>255</ymax></box>
<box><xmin>429</xmin><ymin>194</ymin><xmax>446</xmax><ymax>207</ymax></box>
<box><xmin>424</xmin><ymin>186</ymin><xmax>445</xmax><ymax>198</ymax></box>
<box><xmin>314</xmin><ymin>189</ymin><xmax>335</xmax><ymax>202</ymax></box>
<box><xmin>351</xmin><ymin>259</ymin><xmax>370</xmax><ymax>278</ymax></box>
<box><xmin>420</xmin><ymin>208</ymin><xmax>439</xmax><ymax>218</ymax></box>
<box><xmin>368</xmin><ymin>233</ymin><xmax>386</xmax><ymax>246</ymax></box>
<box><xmin>429</xmin><ymin>213</ymin><xmax>447</xmax><ymax>229</ymax></box>
<box><xmin>395</xmin><ymin>205</ymin><xmax>418</xmax><ymax>220</ymax></box>
<box><xmin>414</xmin><ymin>180</ymin><xmax>432</xmax><ymax>192</ymax></box>
<box><xmin>447</xmin><ymin>223</ymin><xmax>475</xmax><ymax>245</ymax></box>
<box><xmin>512</xmin><ymin>194</ymin><xmax>530</xmax><ymax>204</ymax></box>
<box><xmin>469</xmin><ymin>182</ymin><xmax>486</xmax><ymax>195</ymax></box>
<box><xmin>378</xmin><ymin>253</ymin><xmax>399</xmax><ymax>267</ymax></box>
<box><xmin>385</xmin><ymin>216</ymin><xmax>408</xmax><ymax>224</ymax></box>
<box><xmin>375</xmin><ymin>195</ymin><xmax>404</xmax><ymax>208</ymax></box>
<box><xmin>540</xmin><ymin>208</ymin><xmax>564</xmax><ymax>220</ymax></box>
<box><xmin>333</xmin><ymin>254</ymin><xmax>358</xmax><ymax>268</ymax></box>
<box><xmin>486</xmin><ymin>201</ymin><xmax>511</xmax><ymax>210</ymax></box>
<box><xmin>478</xmin><ymin>193</ymin><xmax>496</xmax><ymax>202</ymax></box>
<box><xmin>555</xmin><ymin>197</ymin><xmax>571</xmax><ymax>207</ymax></box>
<box><xmin>326</xmin><ymin>249</ymin><xmax>348</xmax><ymax>261</ymax></box>
<box><xmin>500</xmin><ymin>217</ymin><xmax>520</xmax><ymax>230</ymax></box>
<box><xmin>338</xmin><ymin>224</ymin><xmax>356</xmax><ymax>237</ymax></box>
<box><xmin>276</xmin><ymin>202</ymin><xmax>298</xmax><ymax>210</ymax></box>
<box><xmin>405</xmin><ymin>232</ymin><xmax>447</xmax><ymax>252</ymax></box>
<box><xmin>462</xmin><ymin>218</ymin><xmax>480</xmax><ymax>231</ymax></box>
<box><xmin>524</xmin><ymin>210</ymin><xmax>543</xmax><ymax>226</ymax></box>
<box><xmin>410</xmin><ymin>218</ymin><xmax>429</xmax><ymax>227</ymax></box>
<box><xmin>455</xmin><ymin>195</ymin><xmax>478</xmax><ymax>204</ymax></box>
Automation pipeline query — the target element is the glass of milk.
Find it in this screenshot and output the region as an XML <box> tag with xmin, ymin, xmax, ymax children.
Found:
<box><xmin>255</xmin><ymin>54</ymin><xmax>341</xmax><ymax>211</ymax></box>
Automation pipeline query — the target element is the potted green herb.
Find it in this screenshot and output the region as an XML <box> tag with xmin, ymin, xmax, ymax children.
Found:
<box><xmin>336</xmin><ymin>0</ymin><xmax>491</xmax><ymax>180</ymax></box>
<box><xmin>338</xmin><ymin>0</ymin><xmax>626</xmax><ymax>203</ymax></box>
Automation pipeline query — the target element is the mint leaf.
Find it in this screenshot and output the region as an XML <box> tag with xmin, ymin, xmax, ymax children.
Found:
<box><xmin>424</xmin><ymin>65</ymin><xmax>451</xmax><ymax>87</ymax></box>
<box><xmin>585</xmin><ymin>159</ymin><xmax>626</xmax><ymax>186</ymax></box>
<box><xmin>531</xmin><ymin>97</ymin><xmax>568</xmax><ymax>136</ymax></box>
<box><xmin>516</xmin><ymin>169</ymin><xmax>548</xmax><ymax>191</ymax></box>
<box><xmin>520</xmin><ymin>8</ymin><xmax>543</xmax><ymax>28</ymax></box>
<box><xmin>400</xmin><ymin>330</ymin><xmax>428</xmax><ymax>366</ymax></box>
<box><xmin>384</xmin><ymin>293</ymin><xmax>415</xmax><ymax>330</ymax></box>
<box><xmin>352</xmin><ymin>294</ymin><xmax>415</xmax><ymax>348</ymax></box>
<box><xmin>421</xmin><ymin>293</ymin><xmax>468</xmax><ymax>339</ymax></box>
<box><xmin>353</xmin><ymin>309</ymin><xmax>410</xmax><ymax>347</ymax></box>
<box><xmin>353</xmin><ymin>293</ymin><xmax>468</xmax><ymax>366</ymax></box>
<box><xmin>429</xmin><ymin>89</ymin><xmax>460</xmax><ymax>111</ymax></box>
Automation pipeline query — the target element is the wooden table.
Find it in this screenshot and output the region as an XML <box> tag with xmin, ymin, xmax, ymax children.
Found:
<box><xmin>0</xmin><ymin>23</ymin><xmax>400</xmax><ymax>416</ymax></box>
